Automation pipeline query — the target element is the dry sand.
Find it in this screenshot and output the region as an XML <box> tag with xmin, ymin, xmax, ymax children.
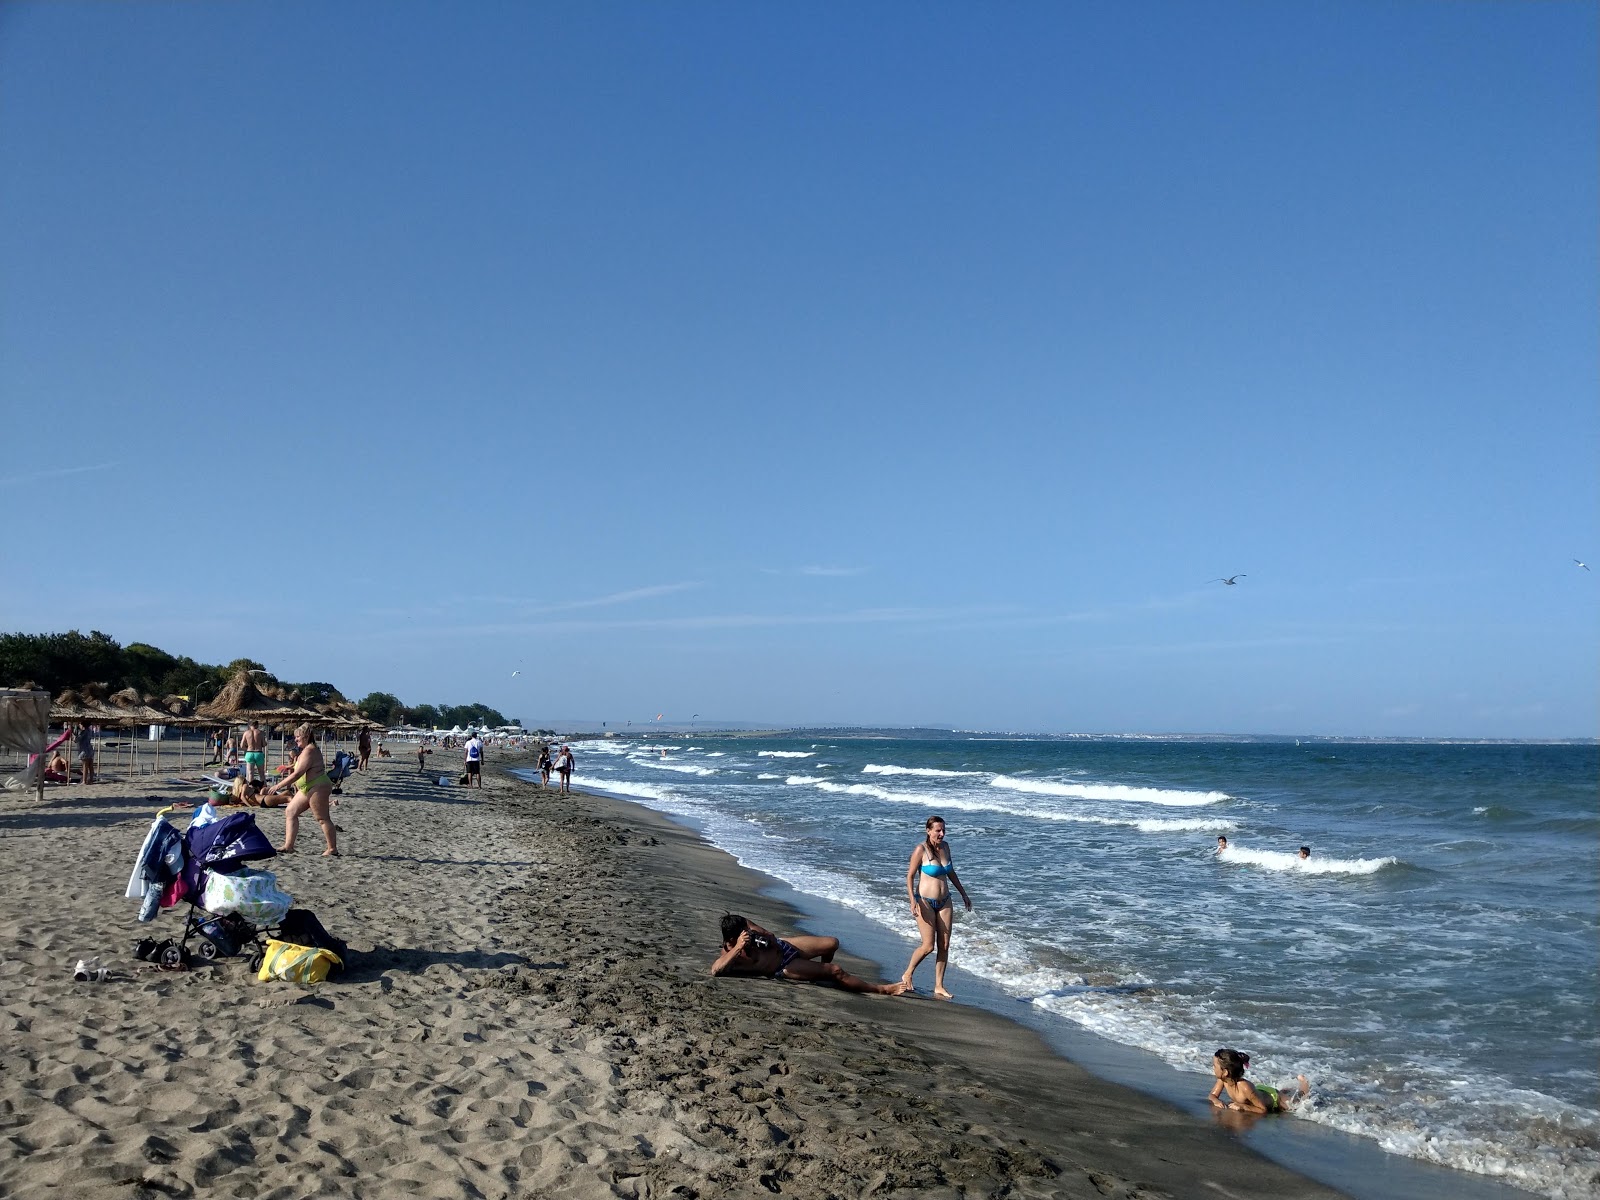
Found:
<box><xmin>0</xmin><ymin>751</ymin><xmax>1348</xmax><ymax>1199</ymax></box>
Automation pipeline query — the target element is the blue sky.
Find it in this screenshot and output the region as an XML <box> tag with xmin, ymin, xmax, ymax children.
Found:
<box><xmin>2</xmin><ymin>2</ymin><xmax>1595</xmax><ymax>737</ymax></box>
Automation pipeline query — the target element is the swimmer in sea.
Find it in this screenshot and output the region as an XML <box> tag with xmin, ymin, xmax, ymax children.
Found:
<box><xmin>1216</xmin><ymin>835</ymin><xmax>1228</xmax><ymax>852</ymax></box>
<box><xmin>1297</xmin><ymin>845</ymin><xmax>1311</xmax><ymax>861</ymax></box>
<box><xmin>1207</xmin><ymin>1048</ymin><xmax>1309</xmax><ymax>1114</ymax></box>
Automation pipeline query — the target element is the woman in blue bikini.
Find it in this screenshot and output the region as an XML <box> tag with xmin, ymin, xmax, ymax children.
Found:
<box><xmin>901</xmin><ymin>815</ymin><xmax>973</xmax><ymax>998</ymax></box>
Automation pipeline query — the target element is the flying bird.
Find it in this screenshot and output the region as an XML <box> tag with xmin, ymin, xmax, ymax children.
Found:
<box><xmin>1208</xmin><ymin>575</ymin><xmax>1247</xmax><ymax>585</ymax></box>
<box><xmin>1577</xmin><ymin>559</ymin><xmax>1590</xmax><ymax>571</ymax></box>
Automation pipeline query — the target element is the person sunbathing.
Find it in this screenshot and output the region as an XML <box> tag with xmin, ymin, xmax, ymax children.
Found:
<box><xmin>711</xmin><ymin>914</ymin><xmax>910</xmax><ymax>995</ymax></box>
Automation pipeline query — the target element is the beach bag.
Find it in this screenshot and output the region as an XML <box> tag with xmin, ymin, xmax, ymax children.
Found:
<box><xmin>202</xmin><ymin>868</ymin><xmax>292</xmax><ymax>925</ymax></box>
<box><xmin>278</xmin><ymin>908</ymin><xmax>348</xmax><ymax>973</ymax></box>
<box><xmin>257</xmin><ymin>939</ymin><xmax>341</xmax><ymax>984</ymax></box>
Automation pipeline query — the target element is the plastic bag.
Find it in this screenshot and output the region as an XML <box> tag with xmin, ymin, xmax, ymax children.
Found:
<box><xmin>202</xmin><ymin>868</ymin><xmax>292</xmax><ymax>925</ymax></box>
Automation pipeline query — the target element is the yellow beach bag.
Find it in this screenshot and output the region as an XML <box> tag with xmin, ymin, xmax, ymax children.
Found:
<box><xmin>257</xmin><ymin>939</ymin><xmax>342</xmax><ymax>984</ymax></box>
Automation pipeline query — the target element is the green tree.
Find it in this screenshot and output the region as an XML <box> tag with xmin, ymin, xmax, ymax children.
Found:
<box><xmin>358</xmin><ymin>692</ymin><xmax>404</xmax><ymax>725</ymax></box>
<box><xmin>123</xmin><ymin>642</ymin><xmax>178</xmax><ymax>695</ymax></box>
<box><xmin>0</xmin><ymin>629</ymin><xmax>123</xmax><ymax>693</ymax></box>
<box><xmin>406</xmin><ymin>704</ymin><xmax>441</xmax><ymax>729</ymax></box>
<box><xmin>292</xmin><ymin>681</ymin><xmax>344</xmax><ymax>705</ymax></box>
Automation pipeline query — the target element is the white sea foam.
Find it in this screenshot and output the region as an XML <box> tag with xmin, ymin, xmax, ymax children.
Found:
<box><xmin>1220</xmin><ymin>846</ymin><xmax>1401</xmax><ymax>875</ymax></box>
<box><xmin>638</xmin><ymin>760</ymin><xmax>719</xmax><ymax>776</ymax></box>
<box><xmin>815</xmin><ymin>781</ymin><xmax>939</xmax><ymax>804</ymax></box>
<box><xmin>989</xmin><ymin>775</ymin><xmax>1229</xmax><ymax>806</ymax></box>
<box><xmin>759</xmin><ymin>750</ymin><xmax>815</xmax><ymax>758</ymax></box>
<box><xmin>863</xmin><ymin>763</ymin><xmax>987</xmax><ymax>778</ymax></box>
<box><xmin>757</xmin><ymin>773</ymin><xmax>782</xmax><ymax>780</ymax></box>
<box><xmin>785</xmin><ymin>775</ymin><xmax>828</xmax><ymax>786</ymax></box>
<box><xmin>573</xmin><ymin>775</ymin><xmax>675</xmax><ymax>803</ymax></box>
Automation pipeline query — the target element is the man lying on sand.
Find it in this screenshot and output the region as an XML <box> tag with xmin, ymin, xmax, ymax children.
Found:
<box><xmin>711</xmin><ymin>914</ymin><xmax>911</xmax><ymax>995</ymax></box>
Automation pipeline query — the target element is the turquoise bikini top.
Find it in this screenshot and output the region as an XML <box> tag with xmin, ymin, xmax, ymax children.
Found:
<box><xmin>920</xmin><ymin>857</ymin><xmax>951</xmax><ymax>878</ymax></box>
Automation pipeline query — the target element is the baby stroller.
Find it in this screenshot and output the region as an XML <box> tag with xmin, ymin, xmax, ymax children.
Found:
<box><xmin>144</xmin><ymin>810</ymin><xmax>291</xmax><ymax>970</ymax></box>
<box><xmin>328</xmin><ymin>750</ymin><xmax>356</xmax><ymax>795</ymax></box>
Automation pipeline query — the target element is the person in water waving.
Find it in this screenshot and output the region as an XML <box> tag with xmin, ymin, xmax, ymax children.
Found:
<box><xmin>901</xmin><ymin>815</ymin><xmax>973</xmax><ymax>999</ymax></box>
<box><xmin>1208</xmin><ymin>1048</ymin><xmax>1309</xmax><ymax>1114</ymax></box>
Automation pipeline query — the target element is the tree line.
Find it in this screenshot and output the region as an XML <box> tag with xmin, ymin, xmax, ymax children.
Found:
<box><xmin>0</xmin><ymin>630</ymin><xmax>516</xmax><ymax>729</ymax></box>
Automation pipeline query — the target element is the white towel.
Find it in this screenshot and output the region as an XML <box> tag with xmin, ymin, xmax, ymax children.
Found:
<box><xmin>125</xmin><ymin>816</ymin><xmax>164</xmax><ymax>900</ymax></box>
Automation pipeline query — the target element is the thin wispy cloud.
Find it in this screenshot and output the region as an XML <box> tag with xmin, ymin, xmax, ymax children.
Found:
<box><xmin>362</xmin><ymin>582</ymin><xmax>703</xmax><ymax>621</ymax></box>
<box><xmin>394</xmin><ymin>604</ymin><xmax>1006</xmax><ymax>639</ymax></box>
<box><xmin>762</xmin><ymin>566</ymin><xmax>870</xmax><ymax>578</ymax></box>
<box><xmin>549</xmin><ymin>582</ymin><xmax>704</xmax><ymax>611</ymax></box>
<box><xmin>0</xmin><ymin>461</ymin><xmax>119</xmax><ymax>488</ymax></box>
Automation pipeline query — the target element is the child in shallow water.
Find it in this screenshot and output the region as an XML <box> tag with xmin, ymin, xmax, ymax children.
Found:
<box><xmin>1208</xmin><ymin>1048</ymin><xmax>1310</xmax><ymax>1113</ymax></box>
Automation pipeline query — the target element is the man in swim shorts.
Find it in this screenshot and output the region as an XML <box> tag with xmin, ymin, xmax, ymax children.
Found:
<box><xmin>464</xmin><ymin>731</ymin><xmax>483</xmax><ymax>787</ymax></box>
<box><xmin>239</xmin><ymin>720</ymin><xmax>267</xmax><ymax>785</ymax></box>
<box><xmin>711</xmin><ymin>914</ymin><xmax>911</xmax><ymax>995</ymax></box>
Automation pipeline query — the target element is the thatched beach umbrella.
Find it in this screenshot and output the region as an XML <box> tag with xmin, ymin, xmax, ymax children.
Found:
<box><xmin>110</xmin><ymin>688</ymin><xmax>190</xmax><ymax>775</ymax></box>
<box><xmin>196</xmin><ymin>673</ymin><xmax>292</xmax><ymax>723</ymax></box>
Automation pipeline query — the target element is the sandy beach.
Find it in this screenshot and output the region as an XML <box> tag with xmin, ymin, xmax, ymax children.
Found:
<box><xmin>0</xmin><ymin>749</ymin><xmax>1349</xmax><ymax>1199</ymax></box>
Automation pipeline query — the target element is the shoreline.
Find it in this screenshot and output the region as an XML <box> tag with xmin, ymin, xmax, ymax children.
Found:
<box><xmin>0</xmin><ymin>752</ymin><xmax>1385</xmax><ymax>1197</ymax></box>
<box><xmin>560</xmin><ymin>769</ymin><xmax>1546</xmax><ymax>1200</ymax></box>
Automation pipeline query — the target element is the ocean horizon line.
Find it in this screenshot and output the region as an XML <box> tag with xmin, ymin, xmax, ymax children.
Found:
<box><xmin>511</xmin><ymin>722</ymin><xmax>1597</xmax><ymax>746</ymax></box>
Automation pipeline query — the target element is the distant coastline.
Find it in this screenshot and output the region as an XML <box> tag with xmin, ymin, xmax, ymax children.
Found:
<box><xmin>547</xmin><ymin>724</ymin><xmax>1597</xmax><ymax>746</ymax></box>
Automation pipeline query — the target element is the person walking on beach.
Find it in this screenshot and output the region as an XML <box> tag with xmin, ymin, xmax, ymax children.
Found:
<box><xmin>464</xmin><ymin>731</ymin><xmax>484</xmax><ymax>788</ymax></box>
<box><xmin>537</xmin><ymin>743</ymin><xmax>553</xmax><ymax>788</ymax></box>
<box><xmin>417</xmin><ymin>742</ymin><xmax>430</xmax><ymax>775</ymax></box>
<box><xmin>356</xmin><ymin>727</ymin><xmax>372</xmax><ymax>771</ymax></box>
<box><xmin>74</xmin><ymin>724</ymin><xmax>96</xmax><ymax>785</ymax></box>
<box><xmin>712</xmin><ymin>915</ymin><xmax>911</xmax><ymax>996</ymax></box>
<box><xmin>555</xmin><ymin>744</ymin><xmax>575</xmax><ymax>794</ymax></box>
<box><xmin>265</xmin><ymin>724</ymin><xmax>338</xmax><ymax>856</ymax></box>
<box><xmin>239</xmin><ymin>720</ymin><xmax>267</xmax><ymax>785</ymax></box>
<box><xmin>901</xmin><ymin>815</ymin><xmax>973</xmax><ymax>999</ymax></box>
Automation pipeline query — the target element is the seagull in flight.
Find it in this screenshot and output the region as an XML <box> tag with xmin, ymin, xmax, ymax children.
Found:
<box><xmin>1577</xmin><ymin>560</ymin><xmax>1591</xmax><ymax>571</ymax></box>
<box><xmin>1208</xmin><ymin>575</ymin><xmax>1247</xmax><ymax>586</ymax></box>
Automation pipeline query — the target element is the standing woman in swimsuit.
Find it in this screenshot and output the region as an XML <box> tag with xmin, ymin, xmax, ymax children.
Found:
<box><xmin>266</xmin><ymin>724</ymin><xmax>338</xmax><ymax>856</ymax></box>
<box><xmin>901</xmin><ymin>815</ymin><xmax>972</xmax><ymax>998</ymax></box>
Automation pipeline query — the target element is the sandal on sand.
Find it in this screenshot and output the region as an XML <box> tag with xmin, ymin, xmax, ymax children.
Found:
<box><xmin>73</xmin><ymin>957</ymin><xmax>107</xmax><ymax>982</ymax></box>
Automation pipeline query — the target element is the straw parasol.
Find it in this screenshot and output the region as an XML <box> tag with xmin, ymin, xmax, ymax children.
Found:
<box><xmin>196</xmin><ymin>673</ymin><xmax>310</xmax><ymax>724</ymax></box>
<box><xmin>109</xmin><ymin>688</ymin><xmax>179</xmax><ymax>727</ymax></box>
<box><xmin>50</xmin><ymin>688</ymin><xmax>93</xmax><ymax>724</ymax></box>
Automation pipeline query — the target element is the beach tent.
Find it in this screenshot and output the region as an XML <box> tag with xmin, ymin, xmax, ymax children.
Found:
<box><xmin>0</xmin><ymin>688</ymin><xmax>52</xmax><ymax>799</ymax></box>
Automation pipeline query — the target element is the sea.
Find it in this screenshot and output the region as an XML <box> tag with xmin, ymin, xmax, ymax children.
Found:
<box><xmin>528</xmin><ymin>734</ymin><xmax>1599</xmax><ymax>1200</ymax></box>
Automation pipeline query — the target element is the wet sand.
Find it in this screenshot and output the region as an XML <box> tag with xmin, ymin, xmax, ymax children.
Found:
<box><xmin>0</xmin><ymin>752</ymin><xmax>1348</xmax><ymax>1198</ymax></box>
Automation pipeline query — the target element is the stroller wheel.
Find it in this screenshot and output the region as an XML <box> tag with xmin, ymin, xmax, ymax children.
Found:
<box><xmin>158</xmin><ymin>943</ymin><xmax>186</xmax><ymax>969</ymax></box>
<box><xmin>195</xmin><ymin>938</ymin><xmax>220</xmax><ymax>962</ymax></box>
<box><xmin>248</xmin><ymin>950</ymin><xmax>265</xmax><ymax>973</ymax></box>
